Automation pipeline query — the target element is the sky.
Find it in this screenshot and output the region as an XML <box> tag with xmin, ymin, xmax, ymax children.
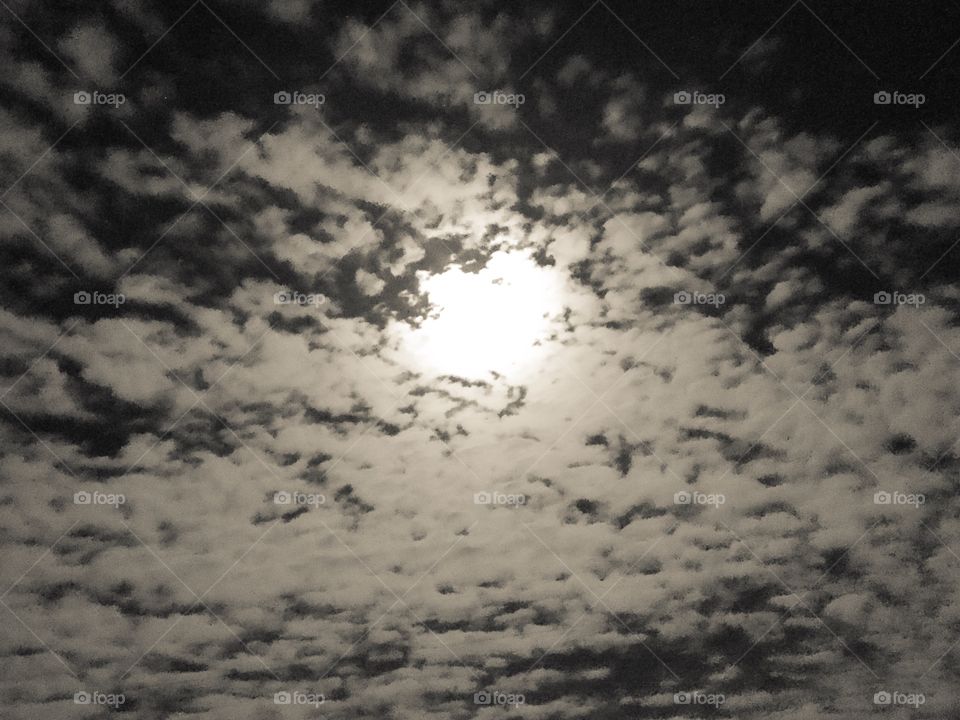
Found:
<box><xmin>2</xmin><ymin>1</ymin><xmax>960</xmax><ymax>718</ymax></box>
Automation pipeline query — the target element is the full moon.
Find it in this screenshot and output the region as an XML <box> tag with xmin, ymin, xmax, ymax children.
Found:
<box><xmin>397</xmin><ymin>251</ymin><xmax>563</xmax><ymax>380</ymax></box>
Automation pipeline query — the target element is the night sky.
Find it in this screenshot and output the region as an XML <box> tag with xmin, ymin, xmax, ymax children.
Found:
<box><xmin>2</xmin><ymin>1</ymin><xmax>960</xmax><ymax>718</ymax></box>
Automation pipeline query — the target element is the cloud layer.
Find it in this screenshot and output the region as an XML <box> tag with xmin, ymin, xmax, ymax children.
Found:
<box><xmin>2</xmin><ymin>2</ymin><xmax>960</xmax><ymax>719</ymax></box>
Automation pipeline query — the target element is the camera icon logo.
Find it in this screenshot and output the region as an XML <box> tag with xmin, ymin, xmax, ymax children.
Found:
<box><xmin>74</xmin><ymin>291</ymin><xmax>92</xmax><ymax>304</ymax></box>
<box><xmin>674</xmin><ymin>692</ymin><xmax>692</xmax><ymax>704</ymax></box>
<box><xmin>873</xmin><ymin>291</ymin><xmax>892</xmax><ymax>304</ymax></box>
<box><xmin>274</xmin><ymin>691</ymin><xmax>292</xmax><ymax>704</ymax></box>
<box><xmin>473</xmin><ymin>91</ymin><xmax>491</xmax><ymax>105</ymax></box>
<box><xmin>473</xmin><ymin>492</ymin><xmax>492</xmax><ymax>505</ymax></box>
<box><xmin>274</xmin><ymin>91</ymin><xmax>292</xmax><ymax>105</ymax></box>
<box><xmin>674</xmin><ymin>491</ymin><xmax>692</xmax><ymax>505</ymax></box>
<box><xmin>874</xmin><ymin>491</ymin><xmax>892</xmax><ymax>505</ymax></box>
<box><xmin>474</xmin><ymin>691</ymin><xmax>492</xmax><ymax>704</ymax></box>
<box><xmin>873</xmin><ymin>691</ymin><xmax>892</xmax><ymax>705</ymax></box>
<box><xmin>73</xmin><ymin>91</ymin><xmax>92</xmax><ymax>105</ymax></box>
<box><xmin>873</xmin><ymin>91</ymin><xmax>891</xmax><ymax>105</ymax></box>
<box><xmin>74</xmin><ymin>491</ymin><xmax>92</xmax><ymax>505</ymax></box>
<box><xmin>674</xmin><ymin>90</ymin><xmax>692</xmax><ymax>104</ymax></box>
<box><xmin>674</xmin><ymin>291</ymin><xmax>692</xmax><ymax>304</ymax></box>
<box><xmin>274</xmin><ymin>491</ymin><xmax>292</xmax><ymax>505</ymax></box>
<box><xmin>74</xmin><ymin>691</ymin><xmax>91</xmax><ymax>704</ymax></box>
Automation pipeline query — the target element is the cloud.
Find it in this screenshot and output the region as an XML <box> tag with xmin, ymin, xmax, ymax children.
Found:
<box><xmin>58</xmin><ymin>22</ymin><xmax>121</xmax><ymax>85</ymax></box>
<box><xmin>601</xmin><ymin>76</ymin><xmax>646</xmax><ymax>142</ymax></box>
<box><xmin>355</xmin><ymin>268</ymin><xmax>385</xmax><ymax>296</ymax></box>
<box><xmin>3</xmin><ymin>4</ymin><xmax>960</xmax><ymax>718</ymax></box>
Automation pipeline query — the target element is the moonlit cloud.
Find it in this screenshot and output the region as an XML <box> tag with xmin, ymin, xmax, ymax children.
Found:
<box><xmin>2</xmin><ymin>2</ymin><xmax>960</xmax><ymax>719</ymax></box>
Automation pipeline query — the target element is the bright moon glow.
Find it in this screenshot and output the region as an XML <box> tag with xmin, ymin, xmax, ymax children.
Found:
<box><xmin>399</xmin><ymin>251</ymin><xmax>563</xmax><ymax>380</ymax></box>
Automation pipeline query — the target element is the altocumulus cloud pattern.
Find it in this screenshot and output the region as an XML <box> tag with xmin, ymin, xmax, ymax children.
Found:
<box><xmin>2</xmin><ymin>1</ymin><xmax>960</xmax><ymax>718</ymax></box>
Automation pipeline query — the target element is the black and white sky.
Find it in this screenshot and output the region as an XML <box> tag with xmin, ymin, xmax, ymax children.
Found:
<box><xmin>3</xmin><ymin>1</ymin><xmax>960</xmax><ymax>718</ymax></box>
